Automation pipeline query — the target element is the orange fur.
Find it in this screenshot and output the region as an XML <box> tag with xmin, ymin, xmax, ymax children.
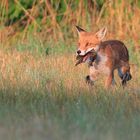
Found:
<box><xmin>76</xmin><ymin>26</ymin><xmax>132</xmax><ymax>88</ymax></box>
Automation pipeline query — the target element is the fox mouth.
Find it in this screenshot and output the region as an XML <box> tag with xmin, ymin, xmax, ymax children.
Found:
<box><xmin>77</xmin><ymin>47</ymin><xmax>94</xmax><ymax>56</ymax></box>
<box><xmin>75</xmin><ymin>50</ymin><xmax>97</xmax><ymax>66</ymax></box>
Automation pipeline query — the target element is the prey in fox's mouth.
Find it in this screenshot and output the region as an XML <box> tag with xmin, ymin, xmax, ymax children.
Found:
<box><xmin>75</xmin><ymin>50</ymin><xmax>97</xmax><ymax>66</ymax></box>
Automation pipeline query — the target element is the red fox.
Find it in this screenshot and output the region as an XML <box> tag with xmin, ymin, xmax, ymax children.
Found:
<box><xmin>75</xmin><ymin>26</ymin><xmax>132</xmax><ymax>88</ymax></box>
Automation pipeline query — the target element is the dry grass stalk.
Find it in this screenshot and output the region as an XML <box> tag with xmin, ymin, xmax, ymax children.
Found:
<box><xmin>0</xmin><ymin>0</ymin><xmax>140</xmax><ymax>48</ymax></box>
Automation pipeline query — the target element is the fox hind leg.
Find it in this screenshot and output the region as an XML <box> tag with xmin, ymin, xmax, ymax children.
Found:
<box><xmin>118</xmin><ymin>66</ymin><xmax>132</xmax><ymax>86</ymax></box>
<box><xmin>122</xmin><ymin>72</ymin><xmax>132</xmax><ymax>86</ymax></box>
<box><xmin>105</xmin><ymin>71</ymin><xmax>115</xmax><ymax>88</ymax></box>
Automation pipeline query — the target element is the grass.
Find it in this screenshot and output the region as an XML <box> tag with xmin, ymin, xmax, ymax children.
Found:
<box><xmin>0</xmin><ymin>38</ymin><xmax>140</xmax><ymax>140</ymax></box>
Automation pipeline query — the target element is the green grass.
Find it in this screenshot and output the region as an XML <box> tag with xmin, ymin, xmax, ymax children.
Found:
<box><xmin>0</xmin><ymin>87</ymin><xmax>140</xmax><ymax>140</ymax></box>
<box><xmin>0</xmin><ymin>38</ymin><xmax>140</xmax><ymax>140</ymax></box>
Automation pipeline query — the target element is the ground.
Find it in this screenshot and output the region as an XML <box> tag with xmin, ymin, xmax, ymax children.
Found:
<box><xmin>0</xmin><ymin>45</ymin><xmax>140</xmax><ymax>139</ymax></box>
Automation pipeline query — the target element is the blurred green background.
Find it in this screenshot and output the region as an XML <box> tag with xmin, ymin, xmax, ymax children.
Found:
<box><xmin>1</xmin><ymin>0</ymin><xmax>140</xmax><ymax>45</ymax></box>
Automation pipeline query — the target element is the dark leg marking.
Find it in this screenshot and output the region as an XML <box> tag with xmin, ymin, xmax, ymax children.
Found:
<box><xmin>85</xmin><ymin>75</ymin><xmax>94</xmax><ymax>85</ymax></box>
<box><xmin>118</xmin><ymin>68</ymin><xmax>132</xmax><ymax>86</ymax></box>
<box><xmin>121</xmin><ymin>72</ymin><xmax>132</xmax><ymax>86</ymax></box>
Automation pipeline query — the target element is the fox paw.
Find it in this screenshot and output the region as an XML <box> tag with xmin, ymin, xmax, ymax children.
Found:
<box><xmin>121</xmin><ymin>72</ymin><xmax>132</xmax><ymax>86</ymax></box>
<box><xmin>85</xmin><ymin>75</ymin><xmax>94</xmax><ymax>85</ymax></box>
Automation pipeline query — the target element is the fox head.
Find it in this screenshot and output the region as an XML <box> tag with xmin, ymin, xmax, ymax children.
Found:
<box><xmin>76</xmin><ymin>26</ymin><xmax>107</xmax><ymax>56</ymax></box>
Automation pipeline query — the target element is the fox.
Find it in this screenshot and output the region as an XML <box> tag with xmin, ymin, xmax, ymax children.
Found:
<box><xmin>75</xmin><ymin>26</ymin><xmax>132</xmax><ymax>88</ymax></box>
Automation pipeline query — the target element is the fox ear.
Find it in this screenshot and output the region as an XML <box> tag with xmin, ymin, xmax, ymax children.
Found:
<box><xmin>95</xmin><ymin>27</ymin><xmax>107</xmax><ymax>41</ymax></box>
<box><xmin>75</xmin><ymin>26</ymin><xmax>86</xmax><ymax>36</ymax></box>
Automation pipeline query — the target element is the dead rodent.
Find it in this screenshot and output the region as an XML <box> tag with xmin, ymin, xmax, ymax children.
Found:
<box><xmin>75</xmin><ymin>50</ymin><xmax>97</xmax><ymax>66</ymax></box>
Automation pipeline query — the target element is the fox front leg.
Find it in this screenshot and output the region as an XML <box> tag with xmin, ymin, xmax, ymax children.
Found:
<box><xmin>86</xmin><ymin>66</ymin><xmax>99</xmax><ymax>86</ymax></box>
<box><xmin>85</xmin><ymin>75</ymin><xmax>94</xmax><ymax>85</ymax></box>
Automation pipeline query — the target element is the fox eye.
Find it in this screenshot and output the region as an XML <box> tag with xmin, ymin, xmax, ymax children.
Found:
<box><xmin>85</xmin><ymin>43</ymin><xmax>93</xmax><ymax>47</ymax></box>
<box><xmin>89</xmin><ymin>43</ymin><xmax>93</xmax><ymax>46</ymax></box>
<box><xmin>85</xmin><ymin>43</ymin><xmax>89</xmax><ymax>47</ymax></box>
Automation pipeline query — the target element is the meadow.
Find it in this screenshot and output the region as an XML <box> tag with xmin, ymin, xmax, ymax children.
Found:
<box><xmin>0</xmin><ymin>37</ymin><xmax>139</xmax><ymax>140</ymax></box>
<box><xmin>0</xmin><ymin>0</ymin><xmax>140</xmax><ymax>140</ymax></box>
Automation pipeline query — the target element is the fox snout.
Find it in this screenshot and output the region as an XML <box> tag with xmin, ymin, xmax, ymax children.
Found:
<box><xmin>77</xmin><ymin>50</ymin><xmax>81</xmax><ymax>55</ymax></box>
<box><xmin>76</xmin><ymin>49</ymin><xmax>87</xmax><ymax>56</ymax></box>
<box><xmin>76</xmin><ymin>48</ymin><xmax>94</xmax><ymax>56</ymax></box>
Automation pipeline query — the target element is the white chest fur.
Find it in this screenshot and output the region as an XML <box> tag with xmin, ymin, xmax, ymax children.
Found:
<box><xmin>90</xmin><ymin>52</ymin><xmax>110</xmax><ymax>75</ymax></box>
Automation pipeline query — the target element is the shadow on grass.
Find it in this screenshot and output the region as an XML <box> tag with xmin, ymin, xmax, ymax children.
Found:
<box><xmin>0</xmin><ymin>85</ymin><xmax>139</xmax><ymax>140</ymax></box>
